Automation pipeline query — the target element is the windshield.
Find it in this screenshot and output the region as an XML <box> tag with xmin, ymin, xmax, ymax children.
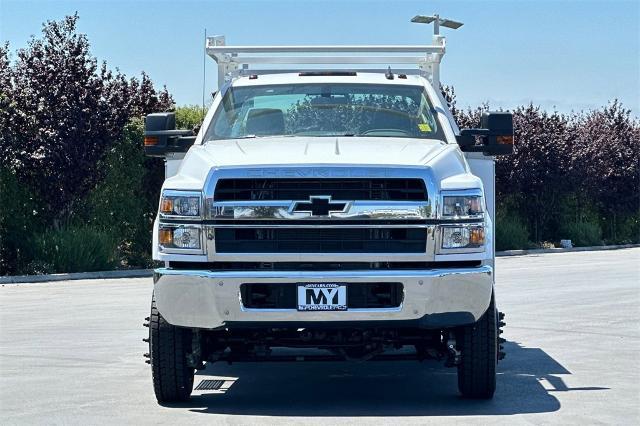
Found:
<box><xmin>204</xmin><ymin>83</ymin><xmax>443</xmax><ymax>141</ymax></box>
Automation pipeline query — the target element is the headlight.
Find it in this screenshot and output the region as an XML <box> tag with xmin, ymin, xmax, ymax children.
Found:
<box><xmin>441</xmin><ymin>225</ymin><xmax>485</xmax><ymax>250</ymax></box>
<box><xmin>159</xmin><ymin>190</ymin><xmax>202</xmax><ymax>218</ymax></box>
<box><xmin>442</xmin><ymin>194</ymin><xmax>483</xmax><ymax>218</ymax></box>
<box><xmin>159</xmin><ymin>225</ymin><xmax>203</xmax><ymax>252</ymax></box>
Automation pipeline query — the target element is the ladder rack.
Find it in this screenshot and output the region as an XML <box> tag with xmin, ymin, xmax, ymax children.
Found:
<box><xmin>205</xmin><ymin>36</ymin><xmax>446</xmax><ymax>88</ymax></box>
<box><xmin>205</xmin><ymin>14</ymin><xmax>462</xmax><ymax>89</ymax></box>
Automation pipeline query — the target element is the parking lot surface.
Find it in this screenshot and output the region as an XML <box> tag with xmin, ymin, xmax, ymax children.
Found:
<box><xmin>1</xmin><ymin>248</ymin><xmax>639</xmax><ymax>425</ymax></box>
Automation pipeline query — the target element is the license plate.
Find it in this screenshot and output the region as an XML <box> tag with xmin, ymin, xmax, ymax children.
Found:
<box><xmin>297</xmin><ymin>283</ymin><xmax>347</xmax><ymax>311</ymax></box>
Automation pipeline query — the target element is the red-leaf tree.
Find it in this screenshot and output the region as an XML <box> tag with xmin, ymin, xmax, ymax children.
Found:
<box><xmin>568</xmin><ymin>101</ymin><xmax>640</xmax><ymax>240</ymax></box>
<box><xmin>0</xmin><ymin>14</ymin><xmax>172</xmax><ymax>227</ymax></box>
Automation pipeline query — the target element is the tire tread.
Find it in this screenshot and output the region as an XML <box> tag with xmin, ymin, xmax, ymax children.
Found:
<box><xmin>457</xmin><ymin>296</ymin><xmax>497</xmax><ymax>399</ymax></box>
<box><xmin>149</xmin><ymin>294</ymin><xmax>194</xmax><ymax>403</ymax></box>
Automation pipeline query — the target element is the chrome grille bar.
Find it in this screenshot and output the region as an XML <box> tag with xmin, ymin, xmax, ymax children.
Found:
<box><xmin>208</xmin><ymin>200</ymin><xmax>431</xmax><ymax>220</ymax></box>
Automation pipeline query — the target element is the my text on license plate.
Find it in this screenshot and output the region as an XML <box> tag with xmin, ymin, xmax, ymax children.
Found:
<box><xmin>297</xmin><ymin>283</ymin><xmax>347</xmax><ymax>311</ymax></box>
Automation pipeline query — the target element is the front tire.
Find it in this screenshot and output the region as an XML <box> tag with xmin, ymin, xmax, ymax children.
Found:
<box><xmin>456</xmin><ymin>295</ymin><xmax>497</xmax><ymax>399</ymax></box>
<box><xmin>149</xmin><ymin>294</ymin><xmax>194</xmax><ymax>403</ymax></box>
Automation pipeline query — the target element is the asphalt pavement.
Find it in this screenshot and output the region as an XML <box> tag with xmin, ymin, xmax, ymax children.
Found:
<box><xmin>1</xmin><ymin>248</ymin><xmax>639</xmax><ymax>425</ymax></box>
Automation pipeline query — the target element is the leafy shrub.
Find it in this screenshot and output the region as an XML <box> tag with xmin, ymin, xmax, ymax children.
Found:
<box><xmin>31</xmin><ymin>227</ymin><xmax>118</xmax><ymax>273</ymax></box>
<box><xmin>78</xmin><ymin>119</ymin><xmax>156</xmax><ymax>267</ymax></box>
<box><xmin>610</xmin><ymin>214</ymin><xmax>640</xmax><ymax>244</ymax></box>
<box><xmin>76</xmin><ymin>110</ymin><xmax>205</xmax><ymax>269</ymax></box>
<box><xmin>495</xmin><ymin>214</ymin><xmax>529</xmax><ymax>251</ymax></box>
<box><xmin>560</xmin><ymin>221</ymin><xmax>602</xmax><ymax>247</ymax></box>
<box><xmin>0</xmin><ymin>170</ymin><xmax>45</xmax><ymax>275</ymax></box>
<box><xmin>175</xmin><ymin>105</ymin><xmax>206</xmax><ymax>131</ymax></box>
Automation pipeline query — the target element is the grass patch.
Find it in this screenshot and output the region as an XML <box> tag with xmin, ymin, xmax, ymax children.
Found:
<box><xmin>496</xmin><ymin>214</ymin><xmax>529</xmax><ymax>251</ymax></box>
<box><xmin>560</xmin><ymin>221</ymin><xmax>602</xmax><ymax>247</ymax></box>
<box><xmin>28</xmin><ymin>226</ymin><xmax>119</xmax><ymax>274</ymax></box>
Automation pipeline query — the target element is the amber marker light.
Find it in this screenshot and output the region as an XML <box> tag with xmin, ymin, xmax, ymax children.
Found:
<box><xmin>497</xmin><ymin>135</ymin><xmax>514</xmax><ymax>145</ymax></box>
<box><xmin>469</xmin><ymin>227</ymin><xmax>485</xmax><ymax>246</ymax></box>
<box><xmin>159</xmin><ymin>228</ymin><xmax>173</xmax><ymax>245</ymax></box>
<box><xmin>160</xmin><ymin>198</ymin><xmax>174</xmax><ymax>214</ymax></box>
<box><xmin>144</xmin><ymin>136</ymin><xmax>159</xmax><ymax>146</ymax></box>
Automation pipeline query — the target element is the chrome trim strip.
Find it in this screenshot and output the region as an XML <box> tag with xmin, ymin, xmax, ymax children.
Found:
<box><xmin>208</xmin><ymin>224</ymin><xmax>433</xmax><ymax>228</ymax></box>
<box><xmin>240</xmin><ymin>306</ymin><xmax>403</xmax><ymax>313</ymax></box>
<box><xmin>208</xmin><ymin>200</ymin><xmax>432</xmax><ymax>221</ymax></box>
<box><xmin>154</xmin><ymin>265</ymin><xmax>491</xmax><ymax>279</ymax></box>
<box><xmin>210</xmin><ymin>252</ymin><xmax>432</xmax><ymax>262</ymax></box>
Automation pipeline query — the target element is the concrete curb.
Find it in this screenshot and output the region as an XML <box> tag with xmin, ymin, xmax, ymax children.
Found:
<box><xmin>496</xmin><ymin>243</ymin><xmax>639</xmax><ymax>257</ymax></box>
<box><xmin>0</xmin><ymin>269</ymin><xmax>153</xmax><ymax>284</ymax></box>
<box><xmin>1</xmin><ymin>244</ymin><xmax>638</xmax><ymax>284</ymax></box>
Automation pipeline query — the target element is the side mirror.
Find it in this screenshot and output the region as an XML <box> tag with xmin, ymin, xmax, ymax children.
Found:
<box><xmin>143</xmin><ymin>112</ymin><xmax>196</xmax><ymax>157</ymax></box>
<box><xmin>456</xmin><ymin>111</ymin><xmax>514</xmax><ymax>156</ymax></box>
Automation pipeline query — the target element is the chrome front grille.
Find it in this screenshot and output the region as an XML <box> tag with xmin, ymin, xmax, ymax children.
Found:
<box><xmin>203</xmin><ymin>167</ymin><xmax>437</xmax><ymax>260</ymax></box>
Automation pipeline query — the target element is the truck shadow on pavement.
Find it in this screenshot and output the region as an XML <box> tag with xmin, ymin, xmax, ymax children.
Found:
<box><xmin>180</xmin><ymin>341</ymin><xmax>608</xmax><ymax>416</ymax></box>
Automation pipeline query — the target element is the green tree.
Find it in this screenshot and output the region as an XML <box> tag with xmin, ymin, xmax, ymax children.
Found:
<box><xmin>175</xmin><ymin>105</ymin><xmax>207</xmax><ymax>130</ymax></box>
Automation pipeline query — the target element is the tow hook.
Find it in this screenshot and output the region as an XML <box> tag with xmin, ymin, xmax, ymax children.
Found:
<box><xmin>445</xmin><ymin>332</ymin><xmax>461</xmax><ymax>367</ymax></box>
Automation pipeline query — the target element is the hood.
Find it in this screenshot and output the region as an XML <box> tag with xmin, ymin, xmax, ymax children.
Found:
<box><xmin>196</xmin><ymin>136</ymin><xmax>447</xmax><ymax>167</ymax></box>
<box><xmin>164</xmin><ymin>136</ymin><xmax>470</xmax><ymax>190</ymax></box>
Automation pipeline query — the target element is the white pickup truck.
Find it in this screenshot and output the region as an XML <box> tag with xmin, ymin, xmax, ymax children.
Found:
<box><xmin>142</xmin><ymin>15</ymin><xmax>512</xmax><ymax>402</ymax></box>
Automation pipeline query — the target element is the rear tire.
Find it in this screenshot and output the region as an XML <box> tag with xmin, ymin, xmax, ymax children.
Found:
<box><xmin>456</xmin><ymin>295</ymin><xmax>497</xmax><ymax>399</ymax></box>
<box><xmin>149</xmin><ymin>294</ymin><xmax>194</xmax><ymax>403</ymax></box>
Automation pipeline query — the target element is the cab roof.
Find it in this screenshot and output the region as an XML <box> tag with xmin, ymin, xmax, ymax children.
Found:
<box><xmin>230</xmin><ymin>71</ymin><xmax>429</xmax><ymax>87</ymax></box>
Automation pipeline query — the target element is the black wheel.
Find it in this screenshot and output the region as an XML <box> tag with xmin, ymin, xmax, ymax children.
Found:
<box><xmin>456</xmin><ymin>295</ymin><xmax>497</xmax><ymax>399</ymax></box>
<box><xmin>148</xmin><ymin>294</ymin><xmax>194</xmax><ymax>403</ymax></box>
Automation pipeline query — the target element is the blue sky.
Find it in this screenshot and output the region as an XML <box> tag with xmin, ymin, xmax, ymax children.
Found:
<box><xmin>1</xmin><ymin>0</ymin><xmax>638</xmax><ymax>114</ymax></box>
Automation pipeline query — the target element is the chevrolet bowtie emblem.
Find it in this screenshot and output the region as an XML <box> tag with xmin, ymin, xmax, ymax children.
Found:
<box><xmin>291</xmin><ymin>196</ymin><xmax>348</xmax><ymax>216</ymax></box>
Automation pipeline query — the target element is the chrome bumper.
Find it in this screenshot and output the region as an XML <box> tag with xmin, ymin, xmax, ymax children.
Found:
<box><xmin>153</xmin><ymin>265</ymin><xmax>493</xmax><ymax>329</ymax></box>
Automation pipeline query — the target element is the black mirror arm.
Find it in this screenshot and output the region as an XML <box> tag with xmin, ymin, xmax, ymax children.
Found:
<box><xmin>144</xmin><ymin>129</ymin><xmax>194</xmax><ymax>137</ymax></box>
<box><xmin>457</xmin><ymin>128</ymin><xmax>490</xmax><ymax>148</ymax></box>
<box><xmin>170</xmin><ymin>136</ymin><xmax>197</xmax><ymax>153</ymax></box>
<box><xmin>143</xmin><ymin>129</ymin><xmax>196</xmax><ymax>156</ymax></box>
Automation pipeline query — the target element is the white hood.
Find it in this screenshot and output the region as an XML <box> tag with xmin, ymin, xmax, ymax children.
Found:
<box><xmin>204</xmin><ymin>136</ymin><xmax>446</xmax><ymax>166</ymax></box>
<box><xmin>165</xmin><ymin>136</ymin><xmax>472</xmax><ymax>190</ymax></box>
